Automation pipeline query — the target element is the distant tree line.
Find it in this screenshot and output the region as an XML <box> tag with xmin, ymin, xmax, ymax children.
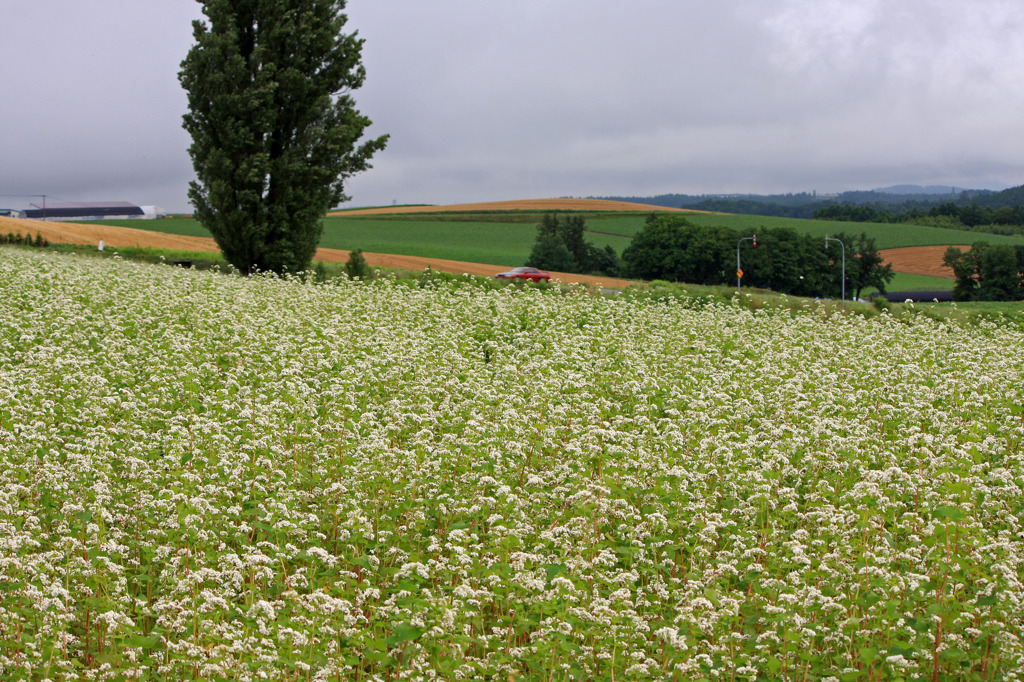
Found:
<box><xmin>687</xmin><ymin>199</ymin><xmax>822</xmax><ymax>219</ymax></box>
<box><xmin>620</xmin><ymin>216</ymin><xmax>893</xmax><ymax>299</ymax></box>
<box><xmin>943</xmin><ymin>243</ymin><xmax>1024</xmax><ymax>301</ymax></box>
<box><xmin>815</xmin><ymin>202</ymin><xmax>1024</xmax><ymax>236</ymax></box>
<box><xmin>525</xmin><ymin>214</ymin><xmax>619</xmax><ymax>276</ymax></box>
<box><xmin>599</xmin><ymin>184</ymin><xmax>1024</xmax><ymax>225</ymax></box>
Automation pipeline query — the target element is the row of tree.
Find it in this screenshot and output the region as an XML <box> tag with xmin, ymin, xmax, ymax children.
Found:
<box><xmin>620</xmin><ymin>216</ymin><xmax>894</xmax><ymax>299</ymax></box>
<box><xmin>814</xmin><ymin>202</ymin><xmax>1024</xmax><ymax>235</ymax></box>
<box><xmin>525</xmin><ymin>214</ymin><xmax>620</xmax><ymax>276</ymax></box>
<box><xmin>603</xmin><ymin>187</ymin><xmax>1024</xmax><ymax>222</ymax></box>
<box><xmin>3</xmin><ymin>232</ymin><xmax>49</xmax><ymax>248</ymax></box>
<box><xmin>943</xmin><ymin>243</ymin><xmax>1024</xmax><ymax>301</ymax></box>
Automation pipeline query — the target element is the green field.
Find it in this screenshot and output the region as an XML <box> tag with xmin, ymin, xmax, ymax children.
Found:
<box><xmin>2</xmin><ymin>247</ymin><xmax>1023</xmax><ymax>679</ymax></box>
<box><xmin>870</xmin><ymin>272</ymin><xmax>956</xmax><ymax>293</ymax></box>
<box><xmin>691</xmin><ymin>213</ymin><xmax>1024</xmax><ymax>248</ymax></box>
<box><xmin>320</xmin><ymin>217</ymin><xmax>538</xmax><ymax>265</ymax></box>
<box><xmin>90</xmin><ymin>209</ymin><xmax>1024</xmax><ymax>295</ymax></box>
<box><xmin>582</xmin><ymin>212</ymin><xmax>1024</xmax><ymax>250</ymax></box>
<box><xmin>92</xmin><ymin>209</ymin><xmax>1024</xmax><ymax>266</ymax></box>
<box><xmin>85</xmin><ymin>210</ymin><xmax>1024</xmax><ymax>294</ymax></box>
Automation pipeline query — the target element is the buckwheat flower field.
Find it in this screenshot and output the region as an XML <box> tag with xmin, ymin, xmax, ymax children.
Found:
<box><xmin>2</xmin><ymin>249</ymin><xmax>1024</xmax><ymax>681</ymax></box>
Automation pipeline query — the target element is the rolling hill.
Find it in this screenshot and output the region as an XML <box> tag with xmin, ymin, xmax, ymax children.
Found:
<box><xmin>5</xmin><ymin>197</ymin><xmax>1016</xmax><ymax>284</ymax></box>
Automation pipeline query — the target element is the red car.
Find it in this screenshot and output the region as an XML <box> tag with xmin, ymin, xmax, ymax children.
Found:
<box><xmin>495</xmin><ymin>266</ymin><xmax>551</xmax><ymax>282</ymax></box>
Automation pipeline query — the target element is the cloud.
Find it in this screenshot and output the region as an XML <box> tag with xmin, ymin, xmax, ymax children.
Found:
<box><xmin>0</xmin><ymin>1</ymin><xmax>199</xmax><ymax>208</ymax></box>
<box><xmin>1</xmin><ymin>0</ymin><xmax>1021</xmax><ymax>211</ymax></box>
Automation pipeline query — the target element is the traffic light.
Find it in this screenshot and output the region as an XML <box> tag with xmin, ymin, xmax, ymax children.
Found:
<box><xmin>752</xmin><ymin>233</ymin><xmax>757</xmax><ymax>248</ymax></box>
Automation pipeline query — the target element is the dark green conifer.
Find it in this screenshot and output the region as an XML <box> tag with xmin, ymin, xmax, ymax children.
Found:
<box><xmin>179</xmin><ymin>0</ymin><xmax>387</xmax><ymax>275</ymax></box>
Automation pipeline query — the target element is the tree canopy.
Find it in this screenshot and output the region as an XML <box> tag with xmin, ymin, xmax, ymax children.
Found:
<box><xmin>621</xmin><ymin>216</ymin><xmax>894</xmax><ymax>299</ymax></box>
<box><xmin>525</xmin><ymin>214</ymin><xmax>619</xmax><ymax>276</ymax></box>
<box><xmin>943</xmin><ymin>243</ymin><xmax>1024</xmax><ymax>301</ymax></box>
<box><xmin>179</xmin><ymin>0</ymin><xmax>387</xmax><ymax>275</ymax></box>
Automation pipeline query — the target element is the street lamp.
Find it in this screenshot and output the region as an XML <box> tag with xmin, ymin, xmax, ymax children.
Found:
<box><xmin>736</xmin><ymin>234</ymin><xmax>757</xmax><ymax>293</ymax></box>
<box><xmin>824</xmin><ymin>234</ymin><xmax>846</xmax><ymax>309</ymax></box>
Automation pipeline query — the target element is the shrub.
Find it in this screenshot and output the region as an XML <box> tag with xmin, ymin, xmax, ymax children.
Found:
<box><xmin>344</xmin><ymin>248</ymin><xmax>374</xmax><ymax>280</ymax></box>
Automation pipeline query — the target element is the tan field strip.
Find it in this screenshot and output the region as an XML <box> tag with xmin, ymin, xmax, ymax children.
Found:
<box><xmin>1</xmin><ymin>212</ymin><xmax>962</xmax><ymax>283</ymax></box>
<box><xmin>330</xmin><ymin>197</ymin><xmax>702</xmax><ymax>216</ymax></box>
<box><xmin>1</xmin><ymin>216</ymin><xmax>221</xmax><ymax>252</ymax></box>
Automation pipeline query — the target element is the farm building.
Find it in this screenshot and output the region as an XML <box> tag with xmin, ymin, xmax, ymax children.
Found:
<box><xmin>0</xmin><ymin>208</ymin><xmax>24</xmax><ymax>218</ymax></box>
<box><xmin>24</xmin><ymin>201</ymin><xmax>145</xmax><ymax>221</ymax></box>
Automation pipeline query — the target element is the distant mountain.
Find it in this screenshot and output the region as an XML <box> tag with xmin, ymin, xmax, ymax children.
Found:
<box><xmin>972</xmin><ymin>184</ymin><xmax>1024</xmax><ymax>209</ymax></box>
<box><xmin>874</xmin><ymin>185</ymin><xmax>963</xmax><ymax>195</ymax></box>
<box><xmin>594</xmin><ymin>192</ymin><xmax>822</xmax><ymax>211</ymax></box>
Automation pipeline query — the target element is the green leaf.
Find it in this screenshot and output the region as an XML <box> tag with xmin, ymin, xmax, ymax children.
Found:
<box><xmin>889</xmin><ymin>643</ymin><xmax>914</xmax><ymax>657</ymax></box>
<box><xmin>386</xmin><ymin>624</ymin><xmax>424</xmax><ymax>645</ymax></box>
<box><xmin>543</xmin><ymin>564</ymin><xmax>567</xmax><ymax>582</ymax></box>
<box><xmin>933</xmin><ymin>506</ymin><xmax>966</xmax><ymax>521</ymax></box>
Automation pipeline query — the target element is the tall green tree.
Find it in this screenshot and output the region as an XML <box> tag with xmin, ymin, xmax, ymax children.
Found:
<box><xmin>979</xmin><ymin>245</ymin><xmax>1022</xmax><ymax>300</ymax></box>
<box><xmin>943</xmin><ymin>245</ymin><xmax>982</xmax><ymax>301</ymax></box>
<box><xmin>179</xmin><ymin>0</ymin><xmax>387</xmax><ymax>275</ymax></box>
<box><xmin>525</xmin><ymin>213</ymin><xmax>619</xmax><ymax>276</ymax></box>
<box><xmin>943</xmin><ymin>242</ymin><xmax>1023</xmax><ymax>301</ymax></box>
<box><xmin>620</xmin><ymin>216</ymin><xmax>693</xmax><ymax>281</ymax></box>
<box><xmin>558</xmin><ymin>215</ymin><xmax>589</xmax><ymax>268</ymax></box>
<box><xmin>832</xmin><ymin>232</ymin><xmax>894</xmax><ymax>300</ymax></box>
<box><xmin>526</xmin><ymin>232</ymin><xmax>577</xmax><ymax>273</ymax></box>
<box><xmin>526</xmin><ymin>214</ymin><xmax>578</xmax><ymax>272</ymax></box>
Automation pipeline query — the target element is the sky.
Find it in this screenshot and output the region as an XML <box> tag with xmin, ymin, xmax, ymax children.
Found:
<box><xmin>1</xmin><ymin>0</ymin><xmax>1022</xmax><ymax>213</ymax></box>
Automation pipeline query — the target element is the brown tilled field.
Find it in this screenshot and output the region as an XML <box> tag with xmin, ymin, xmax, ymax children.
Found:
<box><xmin>878</xmin><ymin>245</ymin><xmax>963</xmax><ymax>279</ymax></box>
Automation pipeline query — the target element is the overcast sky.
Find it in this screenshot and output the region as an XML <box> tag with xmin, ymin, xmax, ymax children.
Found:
<box><xmin>2</xmin><ymin>0</ymin><xmax>1022</xmax><ymax>213</ymax></box>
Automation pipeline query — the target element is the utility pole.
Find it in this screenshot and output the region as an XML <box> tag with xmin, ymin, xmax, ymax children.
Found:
<box><xmin>824</xmin><ymin>235</ymin><xmax>846</xmax><ymax>310</ymax></box>
<box><xmin>736</xmin><ymin>234</ymin><xmax>757</xmax><ymax>293</ymax></box>
<box><xmin>0</xmin><ymin>194</ymin><xmax>47</xmax><ymax>219</ymax></box>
